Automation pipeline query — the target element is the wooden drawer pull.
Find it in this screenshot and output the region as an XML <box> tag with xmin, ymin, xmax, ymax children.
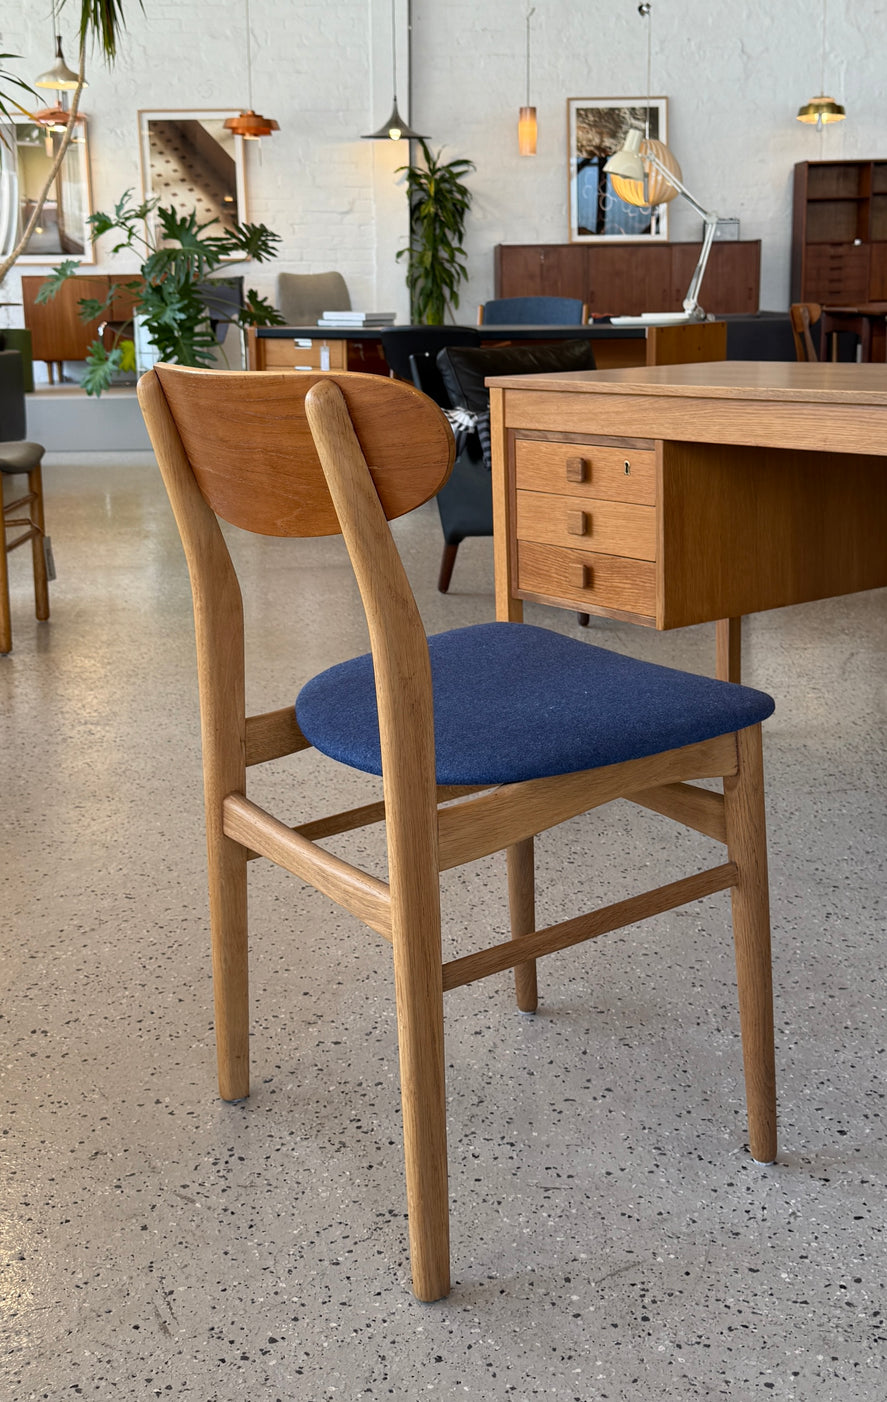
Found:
<box><xmin>571</xmin><ymin>563</ymin><xmax>593</xmax><ymax>590</ymax></box>
<box><xmin>566</xmin><ymin>510</ymin><xmax>588</xmax><ymax>536</ymax></box>
<box><xmin>565</xmin><ymin>455</ymin><xmax>589</xmax><ymax>483</ymax></box>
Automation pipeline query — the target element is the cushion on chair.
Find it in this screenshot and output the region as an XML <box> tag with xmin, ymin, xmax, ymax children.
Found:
<box><xmin>0</xmin><ymin>440</ymin><xmax>44</xmax><ymax>473</ymax></box>
<box><xmin>296</xmin><ymin>622</ymin><xmax>775</xmax><ymax>786</ymax></box>
<box><xmin>437</xmin><ymin>340</ymin><xmax>597</xmax><ymax>416</ymax></box>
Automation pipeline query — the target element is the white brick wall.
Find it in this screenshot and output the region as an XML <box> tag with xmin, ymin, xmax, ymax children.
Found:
<box><xmin>0</xmin><ymin>0</ymin><xmax>878</xmax><ymax>324</ymax></box>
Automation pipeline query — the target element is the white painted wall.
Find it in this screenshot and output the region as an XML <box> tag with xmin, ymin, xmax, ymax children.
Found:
<box><xmin>0</xmin><ymin>0</ymin><xmax>882</xmax><ymax>325</ymax></box>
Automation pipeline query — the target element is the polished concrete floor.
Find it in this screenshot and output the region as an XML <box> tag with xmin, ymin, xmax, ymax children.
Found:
<box><xmin>2</xmin><ymin>454</ymin><xmax>886</xmax><ymax>1401</ymax></box>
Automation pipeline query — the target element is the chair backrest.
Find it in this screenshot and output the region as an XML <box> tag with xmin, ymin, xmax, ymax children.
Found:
<box><xmin>437</xmin><ymin>339</ymin><xmax>597</xmax><ymax>415</ymax></box>
<box><xmin>277</xmin><ymin>271</ymin><xmax>351</xmax><ymax>325</ymax></box>
<box><xmin>379</xmin><ymin>326</ymin><xmax>481</xmax><ymax>382</ymax></box>
<box><xmin>789</xmin><ymin>303</ymin><xmax>821</xmax><ymax>362</ymax></box>
<box><xmin>723</xmin><ymin>314</ymin><xmax>797</xmax><ymax>362</ymax></box>
<box><xmin>0</xmin><ymin>350</ymin><xmax>27</xmax><ymax>442</ymax></box>
<box><xmin>479</xmin><ymin>296</ymin><xmax>586</xmax><ymax>326</ymax></box>
<box><xmin>139</xmin><ymin>365</ymin><xmax>454</xmax><ymax>538</ymax></box>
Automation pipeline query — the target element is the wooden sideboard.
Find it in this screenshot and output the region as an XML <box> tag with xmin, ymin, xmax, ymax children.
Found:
<box><xmin>494</xmin><ymin>241</ymin><xmax>761</xmax><ymax>317</ymax></box>
<box><xmin>22</xmin><ymin>275</ymin><xmax>139</xmax><ymax>380</ymax></box>
<box><xmin>791</xmin><ymin>159</ymin><xmax>887</xmax><ymax>304</ymax></box>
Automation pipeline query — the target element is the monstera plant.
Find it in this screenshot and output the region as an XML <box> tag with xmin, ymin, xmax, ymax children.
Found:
<box><xmin>38</xmin><ymin>190</ymin><xmax>284</xmax><ymax>395</ymax></box>
<box><xmin>396</xmin><ymin>140</ymin><xmax>474</xmax><ymax>325</ymax></box>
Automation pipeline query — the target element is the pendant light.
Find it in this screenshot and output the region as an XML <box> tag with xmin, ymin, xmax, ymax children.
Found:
<box><xmin>797</xmin><ymin>0</ymin><xmax>845</xmax><ymax>129</ymax></box>
<box><xmin>363</xmin><ymin>0</ymin><xmax>427</xmax><ymax>141</ymax></box>
<box><xmin>34</xmin><ymin>101</ymin><xmax>86</xmax><ymax>156</ymax></box>
<box><xmin>35</xmin><ymin>1</ymin><xmax>83</xmax><ymax>91</ymax></box>
<box><xmin>224</xmin><ymin>0</ymin><xmax>279</xmax><ymax>140</ymax></box>
<box><xmin>608</xmin><ymin>4</ymin><xmax>679</xmax><ymax>209</ymax></box>
<box><xmin>518</xmin><ymin>7</ymin><xmax>537</xmax><ymax>157</ymax></box>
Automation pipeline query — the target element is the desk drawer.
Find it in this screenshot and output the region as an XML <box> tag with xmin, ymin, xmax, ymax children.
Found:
<box><xmin>516</xmin><ymin>490</ymin><xmax>655</xmax><ymax>559</ymax></box>
<box><xmin>259</xmin><ymin>338</ymin><xmax>347</xmax><ymax>370</ymax></box>
<box><xmin>514</xmin><ymin>438</ymin><xmax>655</xmax><ymax>504</ymax></box>
<box><xmin>518</xmin><ymin>540</ymin><xmax>656</xmax><ymax>616</ymax></box>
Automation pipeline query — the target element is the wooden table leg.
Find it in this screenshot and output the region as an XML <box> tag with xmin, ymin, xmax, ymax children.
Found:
<box><xmin>716</xmin><ymin>616</ymin><xmax>742</xmax><ymax>683</ymax></box>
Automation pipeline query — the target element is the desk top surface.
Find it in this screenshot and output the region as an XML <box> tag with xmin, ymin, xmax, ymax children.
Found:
<box><xmin>486</xmin><ymin>360</ymin><xmax>887</xmax><ymax>404</ymax></box>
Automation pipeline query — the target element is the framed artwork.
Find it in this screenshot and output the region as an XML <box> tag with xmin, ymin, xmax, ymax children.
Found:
<box><xmin>0</xmin><ymin>118</ymin><xmax>94</xmax><ymax>263</ymax></box>
<box><xmin>567</xmin><ymin>97</ymin><xmax>669</xmax><ymax>242</ymax></box>
<box><xmin>138</xmin><ymin>110</ymin><xmax>248</xmax><ymax>236</ymax></box>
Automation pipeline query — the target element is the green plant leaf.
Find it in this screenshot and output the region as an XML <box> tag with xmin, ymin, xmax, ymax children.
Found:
<box><xmin>34</xmin><ymin>260</ymin><xmax>82</xmax><ymax>302</ymax></box>
<box><xmin>80</xmin><ymin>340</ymin><xmax>122</xmax><ymax>397</ymax></box>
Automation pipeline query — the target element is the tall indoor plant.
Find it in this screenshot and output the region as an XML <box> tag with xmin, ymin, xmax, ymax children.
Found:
<box><xmin>38</xmin><ymin>190</ymin><xmax>283</xmax><ymax>395</ymax></box>
<box><xmin>396</xmin><ymin>140</ymin><xmax>474</xmax><ymax>324</ymax></box>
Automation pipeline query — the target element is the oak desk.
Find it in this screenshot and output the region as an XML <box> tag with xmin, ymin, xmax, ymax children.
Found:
<box><xmin>487</xmin><ymin>361</ymin><xmax>887</xmax><ymax>681</ymax></box>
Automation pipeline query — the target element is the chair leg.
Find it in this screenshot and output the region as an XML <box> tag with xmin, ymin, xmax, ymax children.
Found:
<box><xmin>438</xmin><ymin>541</ymin><xmax>459</xmax><ymax>593</ymax></box>
<box><xmin>723</xmin><ymin>724</ymin><xmax>777</xmax><ymax>1165</ymax></box>
<box><xmin>206</xmin><ymin>832</ymin><xmax>251</xmax><ymax>1101</ymax></box>
<box><xmin>576</xmin><ymin>613</ymin><xmax>590</xmax><ymax>627</ymax></box>
<box><xmin>29</xmin><ymin>464</ymin><xmax>50</xmax><ymax>622</ymax></box>
<box><xmin>390</xmin><ymin>860</ymin><xmax>450</xmax><ymax>1300</ymax></box>
<box><xmin>0</xmin><ymin>506</ymin><xmax>11</xmax><ymax>655</ymax></box>
<box><xmin>508</xmin><ymin>837</ymin><xmax>538</xmax><ymax>1011</ymax></box>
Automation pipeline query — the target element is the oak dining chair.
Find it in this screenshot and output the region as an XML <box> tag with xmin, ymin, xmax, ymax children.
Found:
<box><xmin>139</xmin><ymin>364</ymin><xmax>778</xmax><ymax>1302</ymax></box>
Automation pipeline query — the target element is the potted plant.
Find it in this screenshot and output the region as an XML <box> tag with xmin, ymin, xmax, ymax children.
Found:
<box><xmin>396</xmin><ymin>140</ymin><xmax>474</xmax><ymax>325</ymax></box>
<box><xmin>37</xmin><ymin>190</ymin><xmax>284</xmax><ymax>395</ymax></box>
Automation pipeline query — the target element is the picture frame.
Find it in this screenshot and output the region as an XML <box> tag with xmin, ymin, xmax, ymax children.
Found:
<box><xmin>0</xmin><ymin>117</ymin><xmax>94</xmax><ymax>263</ymax></box>
<box><xmin>567</xmin><ymin>97</ymin><xmax>669</xmax><ymax>242</ymax></box>
<box><xmin>138</xmin><ymin>110</ymin><xmax>248</xmax><ymax>237</ymax></box>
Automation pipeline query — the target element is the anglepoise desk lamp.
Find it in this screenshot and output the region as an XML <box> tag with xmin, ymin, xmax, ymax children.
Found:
<box><xmin>604</xmin><ymin>127</ymin><xmax>719</xmax><ymax>327</ymax></box>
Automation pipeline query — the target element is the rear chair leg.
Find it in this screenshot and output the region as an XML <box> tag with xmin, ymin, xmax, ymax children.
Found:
<box><xmin>508</xmin><ymin>837</ymin><xmax>538</xmax><ymax>1012</ymax></box>
<box><xmin>724</xmin><ymin>724</ymin><xmax>776</xmax><ymax>1164</ymax></box>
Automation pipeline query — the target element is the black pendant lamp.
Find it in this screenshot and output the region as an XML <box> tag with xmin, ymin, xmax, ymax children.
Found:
<box><xmin>363</xmin><ymin>0</ymin><xmax>427</xmax><ymax>141</ymax></box>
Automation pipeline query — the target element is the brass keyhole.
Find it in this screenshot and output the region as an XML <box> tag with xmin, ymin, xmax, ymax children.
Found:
<box><xmin>624</xmin><ymin>460</ymin><xmax>631</xmax><ymax>475</ymax></box>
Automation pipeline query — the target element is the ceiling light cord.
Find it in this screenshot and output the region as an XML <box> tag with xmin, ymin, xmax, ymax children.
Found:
<box><xmin>525</xmin><ymin>6</ymin><xmax>535</xmax><ymax>107</ymax></box>
<box><xmin>639</xmin><ymin>2</ymin><xmax>652</xmax><ymax>140</ymax></box>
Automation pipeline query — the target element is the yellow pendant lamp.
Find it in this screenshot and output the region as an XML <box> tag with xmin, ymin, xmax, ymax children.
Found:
<box><xmin>607</xmin><ymin>4</ymin><xmax>680</xmax><ymax>209</ymax></box>
<box><xmin>797</xmin><ymin>0</ymin><xmax>846</xmax><ymax>130</ymax></box>
<box><xmin>518</xmin><ymin>7</ymin><xmax>537</xmax><ymax>157</ymax></box>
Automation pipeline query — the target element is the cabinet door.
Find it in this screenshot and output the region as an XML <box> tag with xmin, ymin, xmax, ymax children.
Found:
<box><xmin>22</xmin><ymin>274</ymin><xmax>111</xmax><ymax>362</ymax></box>
<box><xmin>586</xmin><ymin>245</ymin><xmax>673</xmax><ymax>316</ymax></box>
<box><xmin>671</xmin><ymin>242</ymin><xmax>760</xmax><ymax>314</ymax></box>
<box><xmin>494</xmin><ymin>244</ymin><xmax>588</xmax><ymax>300</ymax></box>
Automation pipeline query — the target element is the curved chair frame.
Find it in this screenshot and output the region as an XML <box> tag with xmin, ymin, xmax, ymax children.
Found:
<box><xmin>139</xmin><ymin>365</ymin><xmax>776</xmax><ymax>1301</ymax></box>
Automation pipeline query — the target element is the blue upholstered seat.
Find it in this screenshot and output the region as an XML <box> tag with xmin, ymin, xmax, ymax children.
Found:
<box><xmin>296</xmin><ymin>622</ymin><xmax>775</xmax><ymax>787</ymax></box>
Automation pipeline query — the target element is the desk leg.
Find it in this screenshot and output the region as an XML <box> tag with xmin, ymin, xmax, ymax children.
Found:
<box><xmin>716</xmin><ymin>616</ymin><xmax>742</xmax><ymax>683</ymax></box>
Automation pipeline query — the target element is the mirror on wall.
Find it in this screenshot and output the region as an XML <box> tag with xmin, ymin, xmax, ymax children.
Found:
<box><xmin>138</xmin><ymin>110</ymin><xmax>247</xmax><ymax>233</ymax></box>
<box><xmin>0</xmin><ymin>119</ymin><xmax>94</xmax><ymax>262</ymax></box>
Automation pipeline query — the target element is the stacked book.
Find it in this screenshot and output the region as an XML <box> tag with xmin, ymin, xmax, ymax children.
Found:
<box><xmin>316</xmin><ymin>311</ymin><xmax>397</xmax><ymax>328</ymax></box>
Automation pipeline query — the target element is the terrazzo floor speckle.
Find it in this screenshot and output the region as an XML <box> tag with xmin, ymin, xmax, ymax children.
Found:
<box><xmin>2</xmin><ymin>453</ymin><xmax>886</xmax><ymax>1401</ymax></box>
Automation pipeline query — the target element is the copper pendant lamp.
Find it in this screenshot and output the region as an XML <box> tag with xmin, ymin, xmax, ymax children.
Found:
<box><xmin>224</xmin><ymin>0</ymin><xmax>279</xmax><ymax>141</ymax></box>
